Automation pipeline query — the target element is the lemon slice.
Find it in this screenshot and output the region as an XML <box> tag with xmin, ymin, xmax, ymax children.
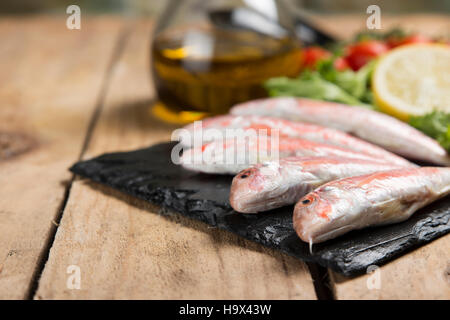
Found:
<box><xmin>372</xmin><ymin>44</ymin><xmax>450</xmax><ymax>121</ymax></box>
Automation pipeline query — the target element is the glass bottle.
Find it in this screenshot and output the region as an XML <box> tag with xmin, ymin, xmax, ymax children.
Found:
<box><xmin>151</xmin><ymin>0</ymin><xmax>303</xmax><ymax>123</ymax></box>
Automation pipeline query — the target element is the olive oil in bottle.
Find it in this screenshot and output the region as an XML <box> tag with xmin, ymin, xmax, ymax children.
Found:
<box><xmin>152</xmin><ymin>26</ymin><xmax>302</xmax><ymax>116</ymax></box>
<box><xmin>151</xmin><ymin>0</ymin><xmax>303</xmax><ymax>122</ymax></box>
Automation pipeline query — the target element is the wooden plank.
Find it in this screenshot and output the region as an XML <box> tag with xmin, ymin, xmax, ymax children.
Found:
<box><xmin>35</xmin><ymin>20</ymin><xmax>317</xmax><ymax>300</ymax></box>
<box><xmin>330</xmin><ymin>235</ymin><xmax>450</xmax><ymax>299</ymax></box>
<box><xmin>0</xmin><ymin>17</ymin><xmax>124</xmax><ymax>299</ymax></box>
<box><xmin>310</xmin><ymin>13</ymin><xmax>450</xmax><ymax>300</ymax></box>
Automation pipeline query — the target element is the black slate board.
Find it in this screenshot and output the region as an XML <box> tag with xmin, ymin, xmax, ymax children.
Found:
<box><xmin>71</xmin><ymin>142</ymin><xmax>450</xmax><ymax>276</ymax></box>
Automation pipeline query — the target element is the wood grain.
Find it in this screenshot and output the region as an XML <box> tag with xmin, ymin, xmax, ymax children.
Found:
<box><xmin>0</xmin><ymin>17</ymin><xmax>124</xmax><ymax>299</ymax></box>
<box><xmin>34</xmin><ymin>20</ymin><xmax>317</xmax><ymax>299</ymax></box>
<box><xmin>330</xmin><ymin>235</ymin><xmax>450</xmax><ymax>299</ymax></box>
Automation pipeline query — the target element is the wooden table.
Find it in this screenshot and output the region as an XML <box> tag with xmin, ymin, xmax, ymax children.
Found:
<box><xmin>1</xmin><ymin>14</ymin><xmax>449</xmax><ymax>300</ymax></box>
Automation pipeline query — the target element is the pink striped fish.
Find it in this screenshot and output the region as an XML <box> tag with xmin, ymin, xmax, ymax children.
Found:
<box><xmin>176</xmin><ymin>115</ymin><xmax>411</xmax><ymax>166</ymax></box>
<box><xmin>230</xmin><ymin>97</ymin><xmax>450</xmax><ymax>166</ymax></box>
<box><xmin>294</xmin><ymin>167</ymin><xmax>450</xmax><ymax>244</ymax></box>
<box><xmin>229</xmin><ymin>157</ymin><xmax>405</xmax><ymax>213</ymax></box>
<box><xmin>179</xmin><ymin>136</ymin><xmax>413</xmax><ymax>174</ymax></box>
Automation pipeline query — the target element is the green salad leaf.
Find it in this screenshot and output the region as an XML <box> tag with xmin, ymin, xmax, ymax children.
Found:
<box><xmin>264</xmin><ymin>58</ymin><xmax>375</xmax><ymax>108</ymax></box>
<box><xmin>317</xmin><ymin>60</ymin><xmax>375</xmax><ymax>104</ymax></box>
<box><xmin>409</xmin><ymin>111</ymin><xmax>450</xmax><ymax>152</ymax></box>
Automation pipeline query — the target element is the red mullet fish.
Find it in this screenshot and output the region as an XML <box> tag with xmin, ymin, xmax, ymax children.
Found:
<box><xmin>229</xmin><ymin>157</ymin><xmax>405</xmax><ymax>213</ymax></box>
<box><xmin>293</xmin><ymin>167</ymin><xmax>450</xmax><ymax>244</ymax></box>
<box><xmin>176</xmin><ymin>115</ymin><xmax>411</xmax><ymax>166</ymax></box>
<box><xmin>179</xmin><ymin>137</ymin><xmax>408</xmax><ymax>174</ymax></box>
<box><xmin>230</xmin><ymin>97</ymin><xmax>450</xmax><ymax>166</ymax></box>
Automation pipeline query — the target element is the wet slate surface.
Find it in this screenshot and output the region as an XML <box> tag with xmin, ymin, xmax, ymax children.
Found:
<box><xmin>71</xmin><ymin>142</ymin><xmax>450</xmax><ymax>276</ymax></box>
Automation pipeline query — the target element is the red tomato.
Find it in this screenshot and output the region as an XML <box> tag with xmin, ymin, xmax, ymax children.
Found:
<box><xmin>302</xmin><ymin>46</ymin><xmax>331</xmax><ymax>70</ymax></box>
<box><xmin>386</xmin><ymin>37</ymin><xmax>402</xmax><ymax>48</ymax></box>
<box><xmin>387</xmin><ymin>34</ymin><xmax>431</xmax><ymax>48</ymax></box>
<box><xmin>345</xmin><ymin>40</ymin><xmax>389</xmax><ymax>70</ymax></box>
<box><xmin>333</xmin><ymin>56</ymin><xmax>350</xmax><ymax>71</ymax></box>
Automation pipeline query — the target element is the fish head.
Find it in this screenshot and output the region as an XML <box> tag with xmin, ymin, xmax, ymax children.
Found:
<box><xmin>293</xmin><ymin>185</ymin><xmax>358</xmax><ymax>244</ymax></box>
<box><xmin>230</xmin><ymin>162</ymin><xmax>286</xmax><ymax>213</ymax></box>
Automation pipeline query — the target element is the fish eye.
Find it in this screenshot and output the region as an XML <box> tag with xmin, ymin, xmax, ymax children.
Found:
<box><xmin>240</xmin><ymin>170</ymin><xmax>252</xmax><ymax>179</ymax></box>
<box><xmin>300</xmin><ymin>195</ymin><xmax>315</xmax><ymax>205</ymax></box>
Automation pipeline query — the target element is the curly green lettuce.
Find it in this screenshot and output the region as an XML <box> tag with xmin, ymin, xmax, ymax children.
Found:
<box><xmin>409</xmin><ymin>111</ymin><xmax>450</xmax><ymax>152</ymax></box>
<box><xmin>264</xmin><ymin>59</ymin><xmax>375</xmax><ymax>108</ymax></box>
